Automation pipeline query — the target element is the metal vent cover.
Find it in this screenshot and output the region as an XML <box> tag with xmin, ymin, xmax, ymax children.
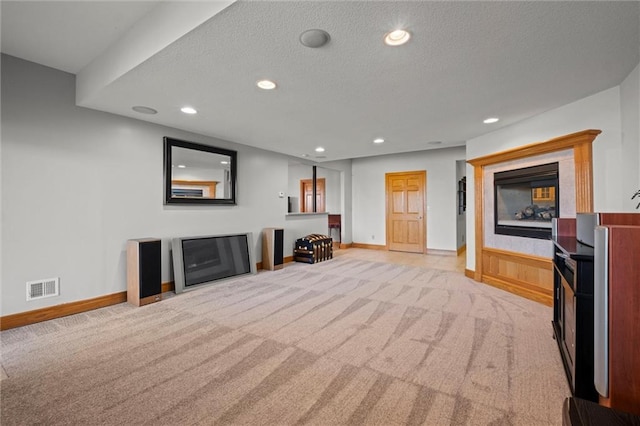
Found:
<box><xmin>26</xmin><ymin>277</ymin><xmax>59</xmax><ymax>301</ymax></box>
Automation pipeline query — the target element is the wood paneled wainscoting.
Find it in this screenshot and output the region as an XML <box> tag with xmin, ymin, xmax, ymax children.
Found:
<box><xmin>468</xmin><ymin>129</ymin><xmax>601</xmax><ymax>305</ymax></box>
<box><xmin>482</xmin><ymin>248</ymin><xmax>554</xmax><ymax>306</ymax></box>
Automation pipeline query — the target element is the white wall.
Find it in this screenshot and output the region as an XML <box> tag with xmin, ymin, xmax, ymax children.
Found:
<box><xmin>317</xmin><ymin>167</ymin><xmax>341</xmax><ymax>214</ymax></box>
<box><xmin>352</xmin><ymin>147</ymin><xmax>466</xmax><ymax>251</ymax></box>
<box><xmin>620</xmin><ymin>63</ymin><xmax>640</xmax><ymax>205</ymax></box>
<box><xmin>465</xmin><ymin>85</ymin><xmax>629</xmax><ymax>270</ymax></box>
<box><xmin>1</xmin><ymin>55</ymin><xmax>327</xmax><ymax>316</ymax></box>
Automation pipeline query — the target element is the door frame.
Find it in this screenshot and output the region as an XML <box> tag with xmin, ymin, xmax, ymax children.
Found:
<box><xmin>300</xmin><ymin>178</ymin><xmax>326</xmax><ymax>212</ymax></box>
<box><xmin>385</xmin><ymin>170</ymin><xmax>427</xmax><ymax>253</ymax></box>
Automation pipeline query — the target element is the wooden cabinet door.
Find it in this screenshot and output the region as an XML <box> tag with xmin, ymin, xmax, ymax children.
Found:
<box><xmin>386</xmin><ymin>171</ymin><xmax>426</xmax><ymax>253</ymax></box>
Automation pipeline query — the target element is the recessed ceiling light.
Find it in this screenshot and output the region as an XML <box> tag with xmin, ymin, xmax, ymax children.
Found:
<box><xmin>177</xmin><ymin>164</ymin><xmax>186</xmax><ymax>168</ymax></box>
<box><xmin>220</xmin><ymin>161</ymin><xmax>229</xmax><ymax>165</ymax></box>
<box><xmin>427</xmin><ymin>141</ymin><xmax>442</xmax><ymax>145</ymax></box>
<box><xmin>384</xmin><ymin>29</ymin><xmax>411</xmax><ymax>46</ymax></box>
<box><xmin>315</xmin><ymin>147</ymin><xmax>325</xmax><ymax>153</ymax></box>
<box><xmin>181</xmin><ymin>106</ymin><xmax>197</xmax><ymax>114</ymax></box>
<box><xmin>132</xmin><ymin>106</ymin><xmax>157</xmax><ymax>115</ymax></box>
<box><xmin>257</xmin><ymin>80</ymin><xmax>277</xmax><ymax>90</ymax></box>
<box><xmin>373</xmin><ymin>138</ymin><xmax>385</xmax><ymax>144</ymax></box>
<box><xmin>483</xmin><ymin>117</ymin><xmax>499</xmax><ymax>124</ymax></box>
<box><xmin>301</xmin><ymin>154</ymin><xmax>309</xmax><ymax>157</ymax></box>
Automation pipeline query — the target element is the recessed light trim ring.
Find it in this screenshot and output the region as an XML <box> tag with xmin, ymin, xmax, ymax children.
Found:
<box><xmin>300</xmin><ymin>29</ymin><xmax>331</xmax><ymax>48</ymax></box>
<box><xmin>132</xmin><ymin>106</ymin><xmax>158</xmax><ymax>115</ymax></box>
<box><xmin>257</xmin><ymin>80</ymin><xmax>277</xmax><ymax>90</ymax></box>
<box><xmin>384</xmin><ymin>29</ymin><xmax>411</xmax><ymax>46</ymax></box>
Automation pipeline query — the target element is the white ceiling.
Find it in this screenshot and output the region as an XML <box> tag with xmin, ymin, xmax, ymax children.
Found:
<box><xmin>2</xmin><ymin>1</ymin><xmax>639</xmax><ymax>162</ymax></box>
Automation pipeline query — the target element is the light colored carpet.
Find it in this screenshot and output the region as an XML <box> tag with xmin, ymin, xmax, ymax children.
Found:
<box><xmin>0</xmin><ymin>254</ymin><xmax>569</xmax><ymax>425</ymax></box>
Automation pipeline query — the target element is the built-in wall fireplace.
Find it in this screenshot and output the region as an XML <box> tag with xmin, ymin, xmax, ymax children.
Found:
<box><xmin>494</xmin><ymin>162</ymin><xmax>559</xmax><ymax>239</ymax></box>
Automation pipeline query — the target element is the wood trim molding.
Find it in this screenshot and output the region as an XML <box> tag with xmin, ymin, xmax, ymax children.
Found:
<box><xmin>482</xmin><ymin>275</ymin><xmax>553</xmax><ymax>306</ymax></box>
<box><xmin>481</xmin><ymin>247</ymin><xmax>554</xmax><ymax>306</ymax></box>
<box><xmin>351</xmin><ymin>243</ymin><xmax>387</xmax><ymax>250</ymax></box>
<box><xmin>473</xmin><ymin>164</ymin><xmax>484</xmax><ymax>281</ymax></box>
<box><xmin>465</xmin><ymin>269</ymin><xmax>475</xmax><ymax>280</ymax></box>
<box><xmin>256</xmin><ymin>255</ymin><xmax>294</xmax><ymax>271</ymax></box>
<box><xmin>467</xmin><ymin>129</ymin><xmax>601</xmax><ymax>167</ymax></box>
<box><xmin>425</xmin><ymin>248</ymin><xmax>457</xmax><ymax>256</ymax></box>
<box><xmin>1</xmin><ymin>255</ymin><xmax>297</xmax><ymax>331</ymax></box>
<box><xmin>0</xmin><ymin>292</ymin><xmax>127</xmax><ymax>331</ymax></box>
<box><xmin>161</xmin><ymin>281</ymin><xmax>175</xmax><ymax>293</ymax></box>
<box><xmin>574</xmin><ymin>141</ymin><xmax>594</xmax><ymax>212</ymax></box>
<box><xmin>467</xmin><ymin>129</ymin><xmax>600</xmax><ymax>304</ymax></box>
<box><xmin>339</xmin><ymin>243</ymin><xmax>353</xmax><ymax>249</ymax></box>
<box><xmin>482</xmin><ymin>247</ymin><xmax>552</xmax><ymax>269</ymax></box>
<box><xmin>1</xmin><ymin>255</ymin><xmax>305</xmax><ymax>330</ymax></box>
<box><xmin>456</xmin><ymin>244</ymin><xmax>467</xmax><ymax>256</ymax></box>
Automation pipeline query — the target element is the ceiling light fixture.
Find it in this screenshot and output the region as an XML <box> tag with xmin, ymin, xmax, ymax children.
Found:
<box><xmin>373</xmin><ymin>138</ymin><xmax>385</xmax><ymax>144</ymax></box>
<box><xmin>483</xmin><ymin>117</ymin><xmax>499</xmax><ymax>124</ymax></box>
<box><xmin>132</xmin><ymin>106</ymin><xmax>157</xmax><ymax>115</ymax></box>
<box><xmin>220</xmin><ymin>161</ymin><xmax>229</xmax><ymax>165</ymax></box>
<box><xmin>257</xmin><ymin>80</ymin><xmax>277</xmax><ymax>90</ymax></box>
<box><xmin>299</xmin><ymin>29</ymin><xmax>331</xmax><ymax>48</ymax></box>
<box><xmin>181</xmin><ymin>106</ymin><xmax>197</xmax><ymax>114</ymax></box>
<box><xmin>315</xmin><ymin>147</ymin><xmax>325</xmax><ymax>153</ymax></box>
<box><xmin>384</xmin><ymin>29</ymin><xmax>411</xmax><ymax>46</ymax></box>
<box><xmin>427</xmin><ymin>141</ymin><xmax>442</xmax><ymax>145</ymax></box>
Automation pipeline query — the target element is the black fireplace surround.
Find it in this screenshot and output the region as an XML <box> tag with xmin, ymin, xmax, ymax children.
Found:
<box><xmin>494</xmin><ymin>162</ymin><xmax>559</xmax><ymax>239</ymax></box>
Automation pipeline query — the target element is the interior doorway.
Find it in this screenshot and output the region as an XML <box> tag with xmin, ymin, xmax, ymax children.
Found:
<box><xmin>300</xmin><ymin>178</ymin><xmax>325</xmax><ymax>212</ymax></box>
<box><xmin>385</xmin><ymin>171</ymin><xmax>426</xmax><ymax>253</ymax></box>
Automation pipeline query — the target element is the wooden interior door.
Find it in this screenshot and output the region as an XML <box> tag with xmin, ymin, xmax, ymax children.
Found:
<box><xmin>300</xmin><ymin>178</ymin><xmax>325</xmax><ymax>212</ymax></box>
<box><xmin>386</xmin><ymin>171</ymin><xmax>426</xmax><ymax>253</ymax></box>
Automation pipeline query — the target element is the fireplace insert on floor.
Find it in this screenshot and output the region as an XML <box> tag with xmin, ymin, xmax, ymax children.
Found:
<box><xmin>494</xmin><ymin>162</ymin><xmax>559</xmax><ymax>239</ymax></box>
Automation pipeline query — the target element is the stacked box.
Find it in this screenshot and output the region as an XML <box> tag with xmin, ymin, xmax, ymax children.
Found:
<box><xmin>294</xmin><ymin>234</ymin><xmax>333</xmax><ymax>264</ymax></box>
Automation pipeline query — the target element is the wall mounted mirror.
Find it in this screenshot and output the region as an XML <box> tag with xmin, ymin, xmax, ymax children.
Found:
<box><xmin>164</xmin><ymin>137</ymin><xmax>237</xmax><ymax>205</ymax></box>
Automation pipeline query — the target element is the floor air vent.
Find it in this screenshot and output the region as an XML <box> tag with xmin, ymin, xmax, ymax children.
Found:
<box><xmin>26</xmin><ymin>278</ymin><xmax>59</xmax><ymax>301</ymax></box>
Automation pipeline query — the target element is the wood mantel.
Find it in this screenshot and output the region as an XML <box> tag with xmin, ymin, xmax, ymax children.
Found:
<box><xmin>467</xmin><ymin>129</ymin><xmax>601</xmax><ymax>304</ymax></box>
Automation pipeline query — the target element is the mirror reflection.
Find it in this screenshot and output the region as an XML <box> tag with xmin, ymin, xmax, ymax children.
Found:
<box><xmin>164</xmin><ymin>137</ymin><xmax>237</xmax><ymax>205</ymax></box>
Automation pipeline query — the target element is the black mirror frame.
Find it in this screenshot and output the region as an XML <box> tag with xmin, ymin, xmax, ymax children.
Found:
<box><xmin>164</xmin><ymin>137</ymin><xmax>237</xmax><ymax>205</ymax></box>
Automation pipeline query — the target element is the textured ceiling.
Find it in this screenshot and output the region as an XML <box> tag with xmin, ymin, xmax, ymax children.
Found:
<box><xmin>0</xmin><ymin>1</ymin><xmax>159</xmax><ymax>73</ymax></box>
<box><xmin>2</xmin><ymin>1</ymin><xmax>639</xmax><ymax>162</ymax></box>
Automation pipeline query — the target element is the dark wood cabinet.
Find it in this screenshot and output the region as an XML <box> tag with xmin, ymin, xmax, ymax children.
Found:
<box><xmin>595</xmin><ymin>224</ymin><xmax>640</xmax><ymax>415</ymax></box>
<box><xmin>552</xmin><ymin>236</ymin><xmax>598</xmax><ymax>402</ymax></box>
